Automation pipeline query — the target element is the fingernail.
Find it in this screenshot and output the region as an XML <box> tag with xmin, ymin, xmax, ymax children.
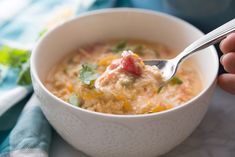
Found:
<box><xmin>220</xmin><ymin>54</ymin><xmax>225</xmax><ymax>64</ymax></box>
<box><xmin>219</xmin><ymin>39</ymin><xmax>225</xmax><ymax>49</ymax></box>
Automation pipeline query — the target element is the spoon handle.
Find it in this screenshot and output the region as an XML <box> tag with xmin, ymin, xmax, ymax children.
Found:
<box><xmin>176</xmin><ymin>19</ymin><xmax>235</xmax><ymax>62</ymax></box>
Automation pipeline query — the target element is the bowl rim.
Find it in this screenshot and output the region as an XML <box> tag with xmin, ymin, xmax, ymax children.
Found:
<box><xmin>31</xmin><ymin>8</ymin><xmax>219</xmax><ymax>119</ymax></box>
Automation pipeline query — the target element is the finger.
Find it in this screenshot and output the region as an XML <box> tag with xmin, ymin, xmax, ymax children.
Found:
<box><xmin>219</xmin><ymin>33</ymin><xmax>235</xmax><ymax>54</ymax></box>
<box><xmin>218</xmin><ymin>73</ymin><xmax>235</xmax><ymax>95</ymax></box>
<box><xmin>220</xmin><ymin>52</ymin><xmax>235</xmax><ymax>73</ymax></box>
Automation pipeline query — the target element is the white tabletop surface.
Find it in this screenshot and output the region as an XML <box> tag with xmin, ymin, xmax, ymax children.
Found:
<box><xmin>50</xmin><ymin>86</ymin><xmax>235</xmax><ymax>157</ymax></box>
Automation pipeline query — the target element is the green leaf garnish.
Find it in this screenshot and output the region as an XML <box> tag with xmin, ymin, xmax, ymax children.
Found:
<box><xmin>79</xmin><ymin>64</ymin><xmax>99</xmax><ymax>85</ymax></box>
<box><xmin>17</xmin><ymin>61</ymin><xmax>31</xmax><ymax>85</ymax></box>
<box><xmin>0</xmin><ymin>45</ymin><xmax>32</xmax><ymax>85</ymax></box>
<box><xmin>68</xmin><ymin>94</ymin><xmax>80</xmax><ymax>106</ymax></box>
<box><xmin>0</xmin><ymin>46</ymin><xmax>30</xmax><ymax>68</ymax></box>
<box><xmin>132</xmin><ymin>45</ymin><xmax>144</xmax><ymax>56</ymax></box>
<box><xmin>170</xmin><ymin>76</ymin><xmax>183</xmax><ymax>85</ymax></box>
<box><xmin>111</xmin><ymin>40</ymin><xmax>127</xmax><ymax>53</ymax></box>
<box><xmin>157</xmin><ymin>77</ymin><xmax>182</xmax><ymax>93</ymax></box>
<box><xmin>157</xmin><ymin>85</ymin><xmax>164</xmax><ymax>93</ymax></box>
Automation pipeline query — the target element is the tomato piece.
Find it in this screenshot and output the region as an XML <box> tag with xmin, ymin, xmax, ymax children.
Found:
<box><xmin>120</xmin><ymin>51</ymin><xmax>142</xmax><ymax>76</ymax></box>
<box><xmin>107</xmin><ymin>51</ymin><xmax>143</xmax><ymax>76</ymax></box>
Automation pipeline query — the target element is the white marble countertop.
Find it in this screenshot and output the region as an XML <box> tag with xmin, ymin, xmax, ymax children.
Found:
<box><xmin>50</xmin><ymin>86</ymin><xmax>235</xmax><ymax>157</ymax></box>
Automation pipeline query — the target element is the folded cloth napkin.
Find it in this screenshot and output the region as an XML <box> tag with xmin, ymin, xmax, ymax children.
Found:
<box><xmin>0</xmin><ymin>95</ymin><xmax>51</xmax><ymax>157</ymax></box>
<box><xmin>0</xmin><ymin>0</ymin><xmax>125</xmax><ymax>156</ymax></box>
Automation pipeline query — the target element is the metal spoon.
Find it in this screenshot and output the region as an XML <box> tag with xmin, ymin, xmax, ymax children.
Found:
<box><xmin>144</xmin><ymin>19</ymin><xmax>235</xmax><ymax>81</ymax></box>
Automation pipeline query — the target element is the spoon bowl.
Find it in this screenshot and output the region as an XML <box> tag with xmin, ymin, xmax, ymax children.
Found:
<box><xmin>143</xmin><ymin>59</ymin><xmax>176</xmax><ymax>81</ymax></box>
<box><xmin>144</xmin><ymin>19</ymin><xmax>235</xmax><ymax>81</ymax></box>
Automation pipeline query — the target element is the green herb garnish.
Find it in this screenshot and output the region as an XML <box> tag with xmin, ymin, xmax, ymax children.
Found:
<box><xmin>79</xmin><ymin>64</ymin><xmax>99</xmax><ymax>85</ymax></box>
<box><xmin>0</xmin><ymin>45</ymin><xmax>32</xmax><ymax>85</ymax></box>
<box><xmin>17</xmin><ymin>61</ymin><xmax>31</xmax><ymax>85</ymax></box>
<box><xmin>68</xmin><ymin>94</ymin><xmax>80</xmax><ymax>106</ymax></box>
<box><xmin>157</xmin><ymin>77</ymin><xmax>182</xmax><ymax>93</ymax></box>
<box><xmin>170</xmin><ymin>76</ymin><xmax>183</xmax><ymax>85</ymax></box>
<box><xmin>111</xmin><ymin>40</ymin><xmax>127</xmax><ymax>53</ymax></box>
<box><xmin>132</xmin><ymin>45</ymin><xmax>144</xmax><ymax>56</ymax></box>
<box><xmin>0</xmin><ymin>46</ymin><xmax>30</xmax><ymax>68</ymax></box>
<box><xmin>157</xmin><ymin>85</ymin><xmax>164</xmax><ymax>93</ymax></box>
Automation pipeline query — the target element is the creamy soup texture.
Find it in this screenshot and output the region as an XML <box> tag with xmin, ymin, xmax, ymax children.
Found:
<box><xmin>46</xmin><ymin>40</ymin><xmax>202</xmax><ymax>115</ymax></box>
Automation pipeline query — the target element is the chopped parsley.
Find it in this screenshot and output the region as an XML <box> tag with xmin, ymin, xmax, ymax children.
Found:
<box><xmin>132</xmin><ymin>45</ymin><xmax>144</xmax><ymax>56</ymax></box>
<box><xmin>68</xmin><ymin>94</ymin><xmax>80</xmax><ymax>106</ymax></box>
<box><xmin>157</xmin><ymin>85</ymin><xmax>164</xmax><ymax>94</ymax></box>
<box><xmin>79</xmin><ymin>64</ymin><xmax>99</xmax><ymax>85</ymax></box>
<box><xmin>157</xmin><ymin>76</ymin><xmax>183</xmax><ymax>93</ymax></box>
<box><xmin>170</xmin><ymin>76</ymin><xmax>183</xmax><ymax>85</ymax></box>
<box><xmin>111</xmin><ymin>40</ymin><xmax>127</xmax><ymax>53</ymax></box>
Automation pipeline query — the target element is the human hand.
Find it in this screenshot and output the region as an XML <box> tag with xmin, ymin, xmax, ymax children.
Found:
<box><xmin>218</xmin><ymin>33</ymin><xmax>235</xmax><ymax>95</ymax></box>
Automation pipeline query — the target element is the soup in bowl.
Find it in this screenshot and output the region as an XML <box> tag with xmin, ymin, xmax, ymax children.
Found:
<box><xmin>31</xmin><ymin>9</ymin><xmax>218</xmax><ymax>157</ymax></box>
<box><xmin>46</xmin><ymin>39</ymin><xmax>202</xmax><ymax>115</ymax></box>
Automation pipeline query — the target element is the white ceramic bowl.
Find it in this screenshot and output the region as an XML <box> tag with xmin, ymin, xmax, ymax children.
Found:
<box><xmin>31</xmin><ymin>8</ymin><xmax>219</xmax><ymax>157</ymax></box>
